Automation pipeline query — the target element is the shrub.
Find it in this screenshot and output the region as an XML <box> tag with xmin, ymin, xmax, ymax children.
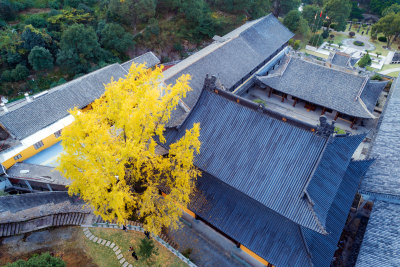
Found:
<box><xmin>24</xmin><ymin>14</ymin><xmax>47</xmax><ymax>28</ymax></box>
<box><xmin>358</xmin><ymin>53</ymin><xmax>372</xmax><ymax>68</ymax></box>
<box><xmin>322</xmin><ymin>29</ymin><xmax>329</xmax><ymax>39</ymax></box>
<box><xmin>253</xmin><ymin>98</ymin><xmax>267</xmax><ymax>106</ymax></box>
<box><xmin>353</xmin><ymin>40</ymin><xmax>364</xmax><ymax>46</ymax></box>
<box><xmin>378</xmin><ymin>36</ymin><xmax>387</xmax><ymax>42</ymax></box>
<box><xmin>349</xmin><ymin>32</ymin><xmax>355</xmax><ymax>37</ymax></box>
<box><xmin>137</xmin><ymin>238</ymin><xmax>158</xmax><ymax>261</ymax></box>
<box><xmin>371</xmin><ymin>74</ymin><xmax>383</xmax><ymax>81</ymax></box>
<box><xmin>330</xmin><ymin>34</ymin><xmax>335</xmax><ymax>39</ymax></box>
<box><xmin>330</xmin><ymin>23</ymin><xmax>337</xmax><ymax>30</ymax></box>
<box><xmin>293</xmin><ymin>40</ymin><xmax>301</xmax><ymax>50</ymax></box>
<box><xmin>5</xmin><ymin>252</ymin><xmax>65</xmax><ymax>267</ymax></box>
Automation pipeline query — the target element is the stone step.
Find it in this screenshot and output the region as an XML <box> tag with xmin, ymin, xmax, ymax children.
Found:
<box><xmin>117</xmin><ymin>253</ymin><xmax>123</xmax><ymax>260</ymax></box>
<box><xmin>122</xmin><ymin>261</ymin><xmax>129</xmax><ymax>267</ymax></box>
<box><xmin>119</xmin><ymin>258</ymin><xmax>125</xmax><ymax>264</ymax></box>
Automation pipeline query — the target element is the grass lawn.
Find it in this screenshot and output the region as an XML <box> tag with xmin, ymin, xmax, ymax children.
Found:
<box><xmin>331</xmin><ymin>32</ymin><xmax>348</xmax><ymax>45</ymax></box>
<box><xmin>300</xmin><ymin>48</ymin><xmax>329</xmax><ymax>59</ymax></box>
<box><xmin>380</xmin><ymin>64</ymin><xmax>400</xmax><ymax>71</ymax></box>
<box><xmin>385</xmin><ymin>71</ymin><xmax>400</xmax><ymax>78</ymax></box>
<box><xmin>87</xmin><ymin>228</ymin><xmax>186</xmax><ymax>267</ymax></box>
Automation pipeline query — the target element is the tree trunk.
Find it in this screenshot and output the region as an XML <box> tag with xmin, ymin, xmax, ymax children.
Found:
<box><xmin>272</xmin><ymin>0</ymin><xmax>280</xmax><ymax>17</ymax></box>
<box><xmin>387</xmin><ymin>36</ymin><xmax>393</xmax><ymax>49</ymax></box>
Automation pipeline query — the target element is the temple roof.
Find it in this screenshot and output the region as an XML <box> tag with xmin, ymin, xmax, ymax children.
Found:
<box><xmin>304</xmin><ymin>159</ymin><xmax>373</xmax><ymax>267</ymax></box>
<box><xmin>189</xmin><ymin>160</ymin><xmax>372</xmax><ymax>267</ymax></box>
<box><xmin>331</xmin><ymin>52</ymin><xmax>352</xmax><ymax>68</ymax></box>
<box><xmin>361</xmin><ymin>77</ymin><xmax>400</xmax><ymax>195</ymax></box>
<box><xmin>163</xmin><ymin>14</ymin><xmax>294</xmax><ymax>126</ymax></box>
<box><xmin>164</xmin><ymin>81</ymin><xmax>367</xmax><ymax>234</ymax></box>
<box><xmin>356</xmin><ymin>75</ymin><xmax>400</xmax><ymax>267</ymax></box>
<box><xmin>256</xmin><ymin>56</ymin><xmax>387</xmax><ymax>119</ymax></box>
<box><xmin>356</xmin><ymin>200</ymin><xmax>400</xmax><ymax>266</ymax></box>
<box><xmin>0</xmin><ymin>53</ymin><xmax>159</xmax><ymax>140</ymax></box>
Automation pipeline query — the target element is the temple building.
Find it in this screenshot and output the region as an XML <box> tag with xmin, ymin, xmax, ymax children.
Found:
<box><xmin>356</xmin><ymin>77</ymin><xmax>400</xmax><ymax>266</ymax></box>
<box><xmin>0</xmin><ymin>13</ymin><xmax>385</xmax><ymax>266</ymax></box>
<box><xmin>245</xmin><ymin>54</ymin><xmax>387</xmax><ymax>129</ymax></box>
<box><xmin>0</xmin><ymin>53</ymin><xmax>159</xmax><ymax>168</ymax></box>
<box><xmin>163</xmin><ymin>14</ymin><xmax>294</xmax><ymax>126</ymax></box>
<box><xmin>161</xmin><ymin>76</ymin><xmax>373</xmax><ymax>266</ymax></box>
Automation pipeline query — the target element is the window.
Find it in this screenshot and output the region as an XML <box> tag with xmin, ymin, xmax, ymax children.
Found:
<box><xmin>14</xmin><ymin>154</ymin><xmax>22</xmax><ymax>160</ymax></box>
<box><xmin>54</xmin><ymin>130</ymin><xmax>62</xmax><ymax>138</ymax></box>
<box><xmin>33</xmin><ymin>141</ymin><xmax>44</xmax><ymax>150</ymax></box>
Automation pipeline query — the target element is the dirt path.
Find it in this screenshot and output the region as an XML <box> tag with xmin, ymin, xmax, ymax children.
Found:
<box><xmin>0</xmin><ymin>227</ymin><xmax>97</xmax><ymax>267</ymax></box>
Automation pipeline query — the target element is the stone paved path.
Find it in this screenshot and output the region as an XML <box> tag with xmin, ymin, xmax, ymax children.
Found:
<box><xmin>82</xmin><ymin>227</ymin><xmax>133</xmax><ymax>267</ymax></box>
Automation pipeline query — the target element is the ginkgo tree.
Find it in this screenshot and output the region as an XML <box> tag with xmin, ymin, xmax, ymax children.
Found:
<box><xmin>57</xmin><ymin>63</ymin><xmax>201</xmax><ymax>234</ymax></box>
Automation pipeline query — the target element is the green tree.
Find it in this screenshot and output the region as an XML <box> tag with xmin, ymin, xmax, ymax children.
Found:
<box><xmin>281</xmin><ymin>0</ymin><xmax>301</xmax><ymax>15</ymax></box>
<box><xmin>11</xmin><ymin>64</ymin><xmax>30</xmax><ymax>81</ymax></box>
<box><xmin>5</xmin><ymin>252</ymin><xmax>65</xmax><ymax>267</ymax></box>
<box><xmin>28</xmin><ymin>46</ymin><xmax>54</xmax><ymax>71</ymax></box>
<box><xmin>25</xmin><ymin>14</ymin><xmax>48</xmax><ymax>28</ymax></box>
<box><xmin>284</xmin><ymin>10</ymin><xmax>302</xmax><ymax>32</ymax></box>
<box><xmin>180</xmin><ymin>0</ymin><xmax>217</xmax><ymax>39</ymax></box>
<box><xmin>350</xmin><ymin>0</ymin><xmax>364</xmax><ymax>19</ymax></box>
<box><xmin>0</xmin><ymin>26</ymin><xmax>22</xmax><ymax>53</ymax></box>
<box><xmin>137</xmin><ymin>238</ymin><xmax>158</xmax><ymax>262</ymax></box>
<box><xmin>370</xmin><ymin>0</ymin><xmax>400</xmax><ymax>15</ymax></box>
<box><xmin>247</xmin><ymin>0</ymin><xmax>271</xmax><ymax>19</ymax></box>
<box><xmin>270</xmin><ymin>0</ymin><xmax>301</xmax><ymax>16</ymax></box>
<box><xmin>372</xmin><ymin>13</ymin><xmax>400</xmax><ymax>48</ymax></box>
<box><xmin>21</xmin><ymin>25</ymin><xmax>51</xmax><ymax>51</ymax></box>
<box><xmin>57</xmin><ymin>24</ymin><xmax>102</xmax><ymax>74</ymax></box>
<box><xmin>302</xmin><ymin>4</ymin><xmax>320</xmax><ymax>25</ymax></box>
<box><xmin>99</xmin><ymin>23</ymin><xmax>134</xmax><ymax>55</ymax></box>
<box><xmin>358</xmin><ymin>53</ymin><xmax>371</xmax><ymax>68</ymax></box>
<box><xmin>0</xmin><ymin>0</ymin><xmax>15</xmax><ymax>21</ymax></box>
<box><xmin>382</xmin><ymin>3</ymin><xmax>400</xmax><ymax>15</ymax></box>
<box><xmin>284</xmin><ymin>10</ymin><xmax>311</xmax><ymax>39</ymax></box>
<box><xmin>324</xmin><ymin>0</ymin><xmax>352</xmax><ymax>31</ymax></box>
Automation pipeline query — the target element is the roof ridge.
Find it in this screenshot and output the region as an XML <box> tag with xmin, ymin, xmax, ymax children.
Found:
<box><xmin>305</xmin><ymin>198</ymin><xmax>328</xmax><ymax>234</ymax></box>
<box><xmin>358</xmin><ymin>97</ymin><xmax>376</xmax><ymax>119</ymax></box>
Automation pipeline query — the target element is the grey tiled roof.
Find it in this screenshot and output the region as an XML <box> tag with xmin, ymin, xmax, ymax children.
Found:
<box><xmin>190</xmin><ymin>171</ymin><xmax>313</xmax><ymax>266</ymax></box>
<box><xmin>120</xmin><ymin>52</ymin><xmax>160</xmax><ymax>72</ymax></box>
<box><xmin>0</xmin><ymin>64</ymin><xmax>127</xmax><ymax>140</ymax></box>
<box><xmin>331</xmin><ymin>52</ymin><xmax>351</xmax><ymax>68</ymax></box>
<box><xmin>0</xmin><ymin>191</ymin><xmax>89</xmax><ymax>223</ymax></box>
<box><xmin>164</xmin><ymin>14</ymin><xmax>293</xmax><ymax>125</ymax></box>
<box><xmin>361</xmin><ymin>76</ymin><xmax>400</xmax><ymax>195</ymax></box>
<box><xmin>7</xmin><ymin>162</ymin><xmax>68</xmax><ymax>185</ymax></box>
<box><xmin>360</xmin><ymin>80</ymin><xmax>388</xmax><ymax>111</ymax></box>
<box><xmin>256</xmin><ymin>56</ymin><xmax>381</xmax><ymax>118</ymax></box>
<box><xmin>356</xmin><ymin>200</ymin><xmax>400</xmax><ymax>267</ymax></box>
<box><xmin>164</xmin><ymin>86</ymin><xmax>368</xmax><ymax>235</ymax></box>
<box><xmin>0</xmin><ymin>52</ymin><xmax>160</xmax><ymax>140</ymax></box>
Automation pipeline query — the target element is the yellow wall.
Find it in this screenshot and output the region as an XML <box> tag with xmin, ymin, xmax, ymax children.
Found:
<box><xmin>3</xmin><ymin>131</ymin><xmax>61</xmax><ymax>169</ymax></box>
<box><xmin>240</xmin><ymin>244</ymin><xmax>272</xmax><ymax>266</ymax></box>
